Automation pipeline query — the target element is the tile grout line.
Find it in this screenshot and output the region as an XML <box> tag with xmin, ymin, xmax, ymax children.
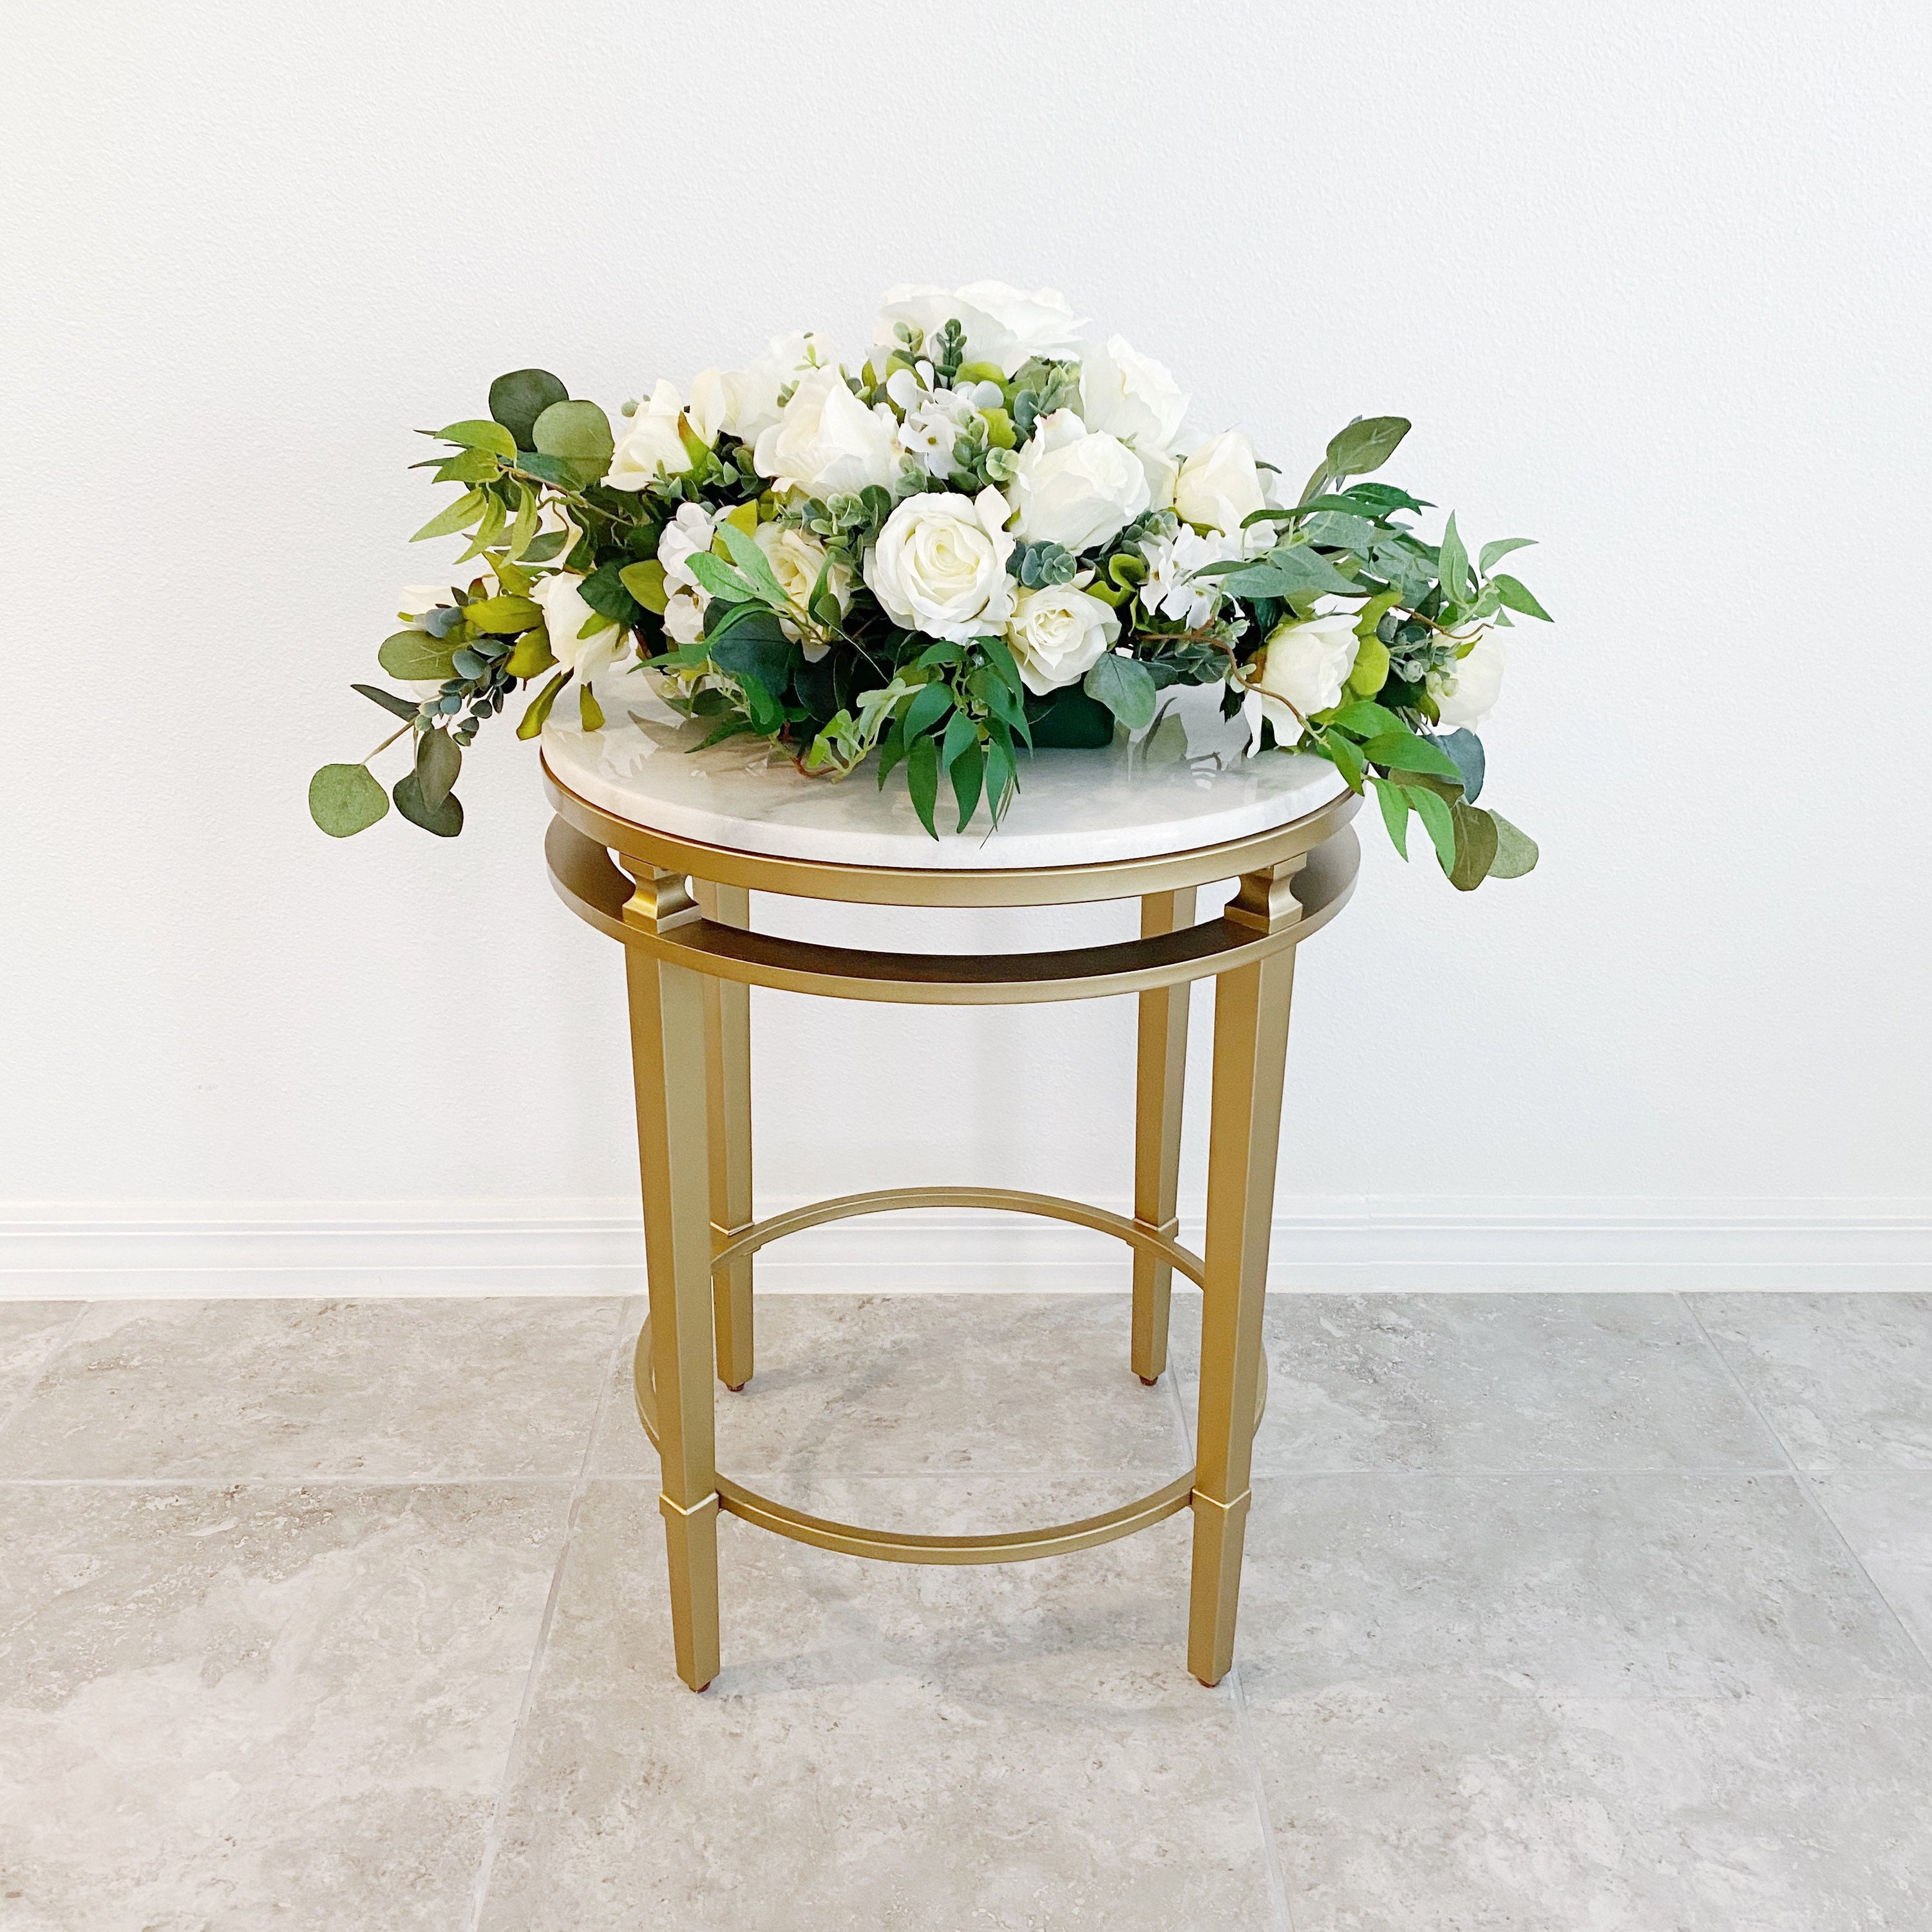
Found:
<box><xmin>0</xmin><ymin>1300</ymin><xmax>93</xmax><ymax>1460</ymax></box>
<box><xmin>464</xmin><ymin>1296</ymin><xmax>636</xmax><ymax>1932</ymax></box>
<box><xmin>1228</xmin><ymin>1663</ymin><xmax>1298</xmax><ymax>1932</ymax></box>
<box><xmin>1678</xmin><ymin>1291</ymin><xmax>1932</xmax><ymax>1681</ymax></box>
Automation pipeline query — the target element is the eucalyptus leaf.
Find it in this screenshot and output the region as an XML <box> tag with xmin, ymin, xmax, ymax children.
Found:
<box><xmin>1083</xmin><ymin>653</ymin><xmax>1157</xmax><ymax>730</ymax></box>
<box><xmin>532</xmin><ymin>399</ymin><xmax>614</xmax><ymax>480</ymax></box>
<box><xmin>415</xmin><ymin>728</ymin><xmax>461</xmax><ymax>811</ymax></box>
<box><xmin>393</xmin><ymin>770</ymin><xmax>463</xmax><ymax>837</ymax></box>
<box><xmin>308</xmin><ymin>762</ymin><xmax>390</xmax><ymax>837</ymax></box>
<box><xmin>352</xmin><ymin>683</ymin><xmax>421</xmax><ymax>722</ymax></box>
<box><xmin>377</xmin><ymin>630</ymin><xmax>458</xmax><ymax>681</ymax></box>
<box><xmin>1448</xmin><ymin>801</ymin><xmax>1499</xmax><ymax>891</ymax></box>
<box><xmin>1436</xmin><ymin>728</ymin><xmax>1486</xmax><ymax>800</ymax></box>
<box><xmin>1486</xmin><ymin>811</ymin><xmax>1540</xmax><ymax>878</ymax></box>
<box><xmin>489</xmin><ymin>369</ymin><xmax>569</xmax><ymax>448</ymax></box>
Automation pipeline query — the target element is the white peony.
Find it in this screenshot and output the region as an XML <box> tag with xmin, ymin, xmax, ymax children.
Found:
<box><xmin>1078</xmin><ymin>335</ymin><xmax>1189</xmax><ymax>458</ymax></box>
<box><xmin>1006</xmin><ymin>584</ymin><xmax>1121</xmax><ymax>695</ymax></box>
<box><xmin>753</xmin><ymin>522</ymin><xmax>851</xmax><ymax>662</ymax></box>
<box><xmin>1006</xmin><ymin>411</ymin><xmax>1151</xmax><ymax>554</ymax></box>
<box><xmin>1174</xmin><ymin>430</ymin><xmax>1266</xmax><ymax>537</ymax></box>
<box><xmin>873</xmin><ymin>281</ymin><xmax>1087</xmax><ymax>377</ymax></box>
<box><xmin>864</xmin><ymin>488</ymin><xmax>1018</xmax><ymax>642</ymax></box>
<box><xmin>753</xmin><ymin>365</ymin><xmax>902</xmax><ymax>498</ymax></box>
<box><xmin>531</xmin><ymin>571</ymin><xmax>629</xmax><ymax>682</ymax></box>
<box><xmin>1139</xmin><ymin>527</ymin><xmax>1244</xmax><ymax>629</ymax></box>
<box><xmin>606</xmin><ymin>379</ymin><xmax>696</xmax><ymax>491</ymax></box>
<box><xmin>1430</xmin><ymin>631</ymin><xmax>1506</xmax><ymax>727</ymax></box>
<box><xmin>690</xmin><ymin>332</ymin><xmax>832</xmax><ymax>446</ymax></box>
<box><xmin>1247</xmin><ymin>614</ymin><xmax>1362</xmax><ymax>743</ymax></box>
<box><xmin>656</xmin><ymin>502</ymin><xmax>721</xmax><ymax>647</ymax></box>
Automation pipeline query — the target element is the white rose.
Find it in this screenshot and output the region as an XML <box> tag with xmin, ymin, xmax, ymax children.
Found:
<box><xmin>1430</xmin><ymin>632</ymin><xmax>1506</xmax><ymax>728</ymax></box>
<box><xmin>1006</xmin><ymin>411</ymin><xmax>1151</xmax><ymax>554</ymax></box>
<box><xmin>872</xmin><ymin>281</ymin><xmax>1087</xmax><ymax>376</ymax></box>
<box><xmin>753</xmin><ymin>365</ymin><xmax>902</xmax><ymax>498</ymax></box>
<box><xmin>606</xmin><ymin>379</ymin><xmax>696</xmax><ymax>491</ymax></box>
<box><xmin>691</xmin><ymin>332</ymin><xmax>832</xmax><ymax>445</ymax></box>
<box><xmin>1006</xmin><ymin>585</ymin><xmax>1122</xmax><ymax>696</ymax></box>
<box><xmin>1078</xmin><ymin>335</ymin><xmax>1189</xmax><ymax>457</ymax></box>
<box><xmin>1248</xmin><ymin>614</ymin><xmax>1361</xmax><ymax>742</ymax></box>
<box><xmin>1174</xmin><ymin>430</ymin><xmax>1266</xmax><ymax>537</ymax></box>
<box><xmin>531</xmin><ymin>572</ymin><xmax>628</xmax><ymax>682</ymax></box>
<box><xmin>754</xmin><ymin>523</ymin><xmax>851</xmax><ymax>661</ymax></box>
<box><xmin>864</xmin><ymin>487</ymin><xmax>1018</xmax><ymax>642</ymax></box>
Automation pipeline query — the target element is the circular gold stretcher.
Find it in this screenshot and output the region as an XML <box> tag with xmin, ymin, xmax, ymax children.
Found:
<box><xmin>542</xmin><ymin>754</ymin><xmax>1360</xmax><ymax>1692</ymax></box>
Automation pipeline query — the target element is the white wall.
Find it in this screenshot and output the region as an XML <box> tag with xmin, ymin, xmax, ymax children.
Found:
<box><xmin>6</xmin><ymin>1</ymin><xmax>1929</xmax><ymax>1290</ymax></box>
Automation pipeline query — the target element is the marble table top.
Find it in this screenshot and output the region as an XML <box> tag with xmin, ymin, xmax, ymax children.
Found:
<box><xmin>542</xmin><ymin>674</ymin><xmax>1347</xmax><ymax>870</ymax></box>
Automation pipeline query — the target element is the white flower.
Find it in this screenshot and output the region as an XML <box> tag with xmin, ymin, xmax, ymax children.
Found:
<box><xmin>753</xmin><ymin>523</ymin><xmax>851</xmax><ymax>661</ymax></box>
<box><xmin>864</xmin><ymin>487</ymin><xmax>1018</xmax><ymax>642</ymax></box>
<box><xmin>1175</xmin><ymin>430</ymin><xmax>1266</xmax><ymax>537</ymax></box>
<box><xmin>1139</xmin><ymin>527</ymin><xmax>1244</xmax><ymax>629</ymax></box>
<box><xmin>891</xmin><ymin>377</ymin><xmax>980</xmax><ymax>479</ymax></box>
<box><xmin>753</xmin><ymin>365</ymin><xmax>902</xmax><ymax>498</ymax></box>
<box><xmin>872</xmin><ymin>281</ymin><xmax>1087</xmax><ymax>377</ymax></box>
<box><xmin>1006</xmin><ymin>411</ymin><xmax>1151</xmax><ymax>554</ymax></box>
<box><xmin>656</xmin><ymin>502</ymin><xmax>721</xmax><ymax>647</ymax></box>
<box><xmin>1006</xmin><ymin>584</ymin><xmax>1121</xmax><ymax>695</ymax></box>
<box><xmin>606</xmin><ymin>379</ymin><xmax>696</xmax><ymax>491</ymax></box>
<box><xmin>531</xmin><ymin>572</ymin><xmax>628</xmax><ymax>681</ymax></box>
<box><xmin>690</xmin><ymin>332</ymin><xmax>832</xmax><ymax>445</ymax></box>
<box><xmin>662</xmin><ymin>585</ymin><xmax>706</xmax><ymax>646</ymax></box>
<box><xmin>1247</xmin><ymin>614</ymin><xmax>1362</xmax><ymax>743</ymax></box>
<box><xmin>1078</xmin><ymin>335</ymin><xmax>1189</xmax><ymax>457</ymax></box>
<box><xmin>1430</xmin><ymin>631</ymin><xmax>1506</xmax><ymax>727</ymax></box>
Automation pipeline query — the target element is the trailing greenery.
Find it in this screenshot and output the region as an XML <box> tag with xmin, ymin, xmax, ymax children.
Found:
<box><xmin>312</xmin><ymin>283</ymin><xmax>1547</xmax><ymax>886</ymax></box>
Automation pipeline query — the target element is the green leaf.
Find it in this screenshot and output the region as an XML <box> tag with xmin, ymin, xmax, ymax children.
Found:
<box><xmin>393</xmin><ymin>770</ymin><xmax>463</xmax><ymax>837</ymax></box>
<box><xmin>580</xmin><ymin>562</ymin><xmax>643</xmax><ymax>628</ymax></box>
<box><xmin>1448</xmin><ymin>800</ymin><xmax>1499</xmax><ymax>891</ymax></box>
<box><xmin>976</xmin><ymin>631</ymin><xmax>1026</xmax><ymax>696</ymax></box>
<box><xmin>985</xmin><ymin>718</ymin><xmax>1018</xmax><ymax>820</ymax></box>
<box><xmin>1486</xmin><ymin>810</ymin><xmax>1540</xmax><ymax>879</ymax></box>
<box><xmin>1368</xmin><ymin>775</ymin><xmax>1409</xmax><ymax>858</ymax></box>
<box><xmin>1300</xmin><ymin>510</ymin><xmax>1379</xmax><ymax>554</ymax></box>
<box><xmin>905</xmin><ymin>732</ymin><xmax>940</xmax><ymax>839</ymax></box>
<box><xmin>434</xmin><ymin>418</ymin><xmax>516</xmax><ymax>459</ymax></box>
<box><xmin>876</xmin><ymin>716</ymin><xmax>909</xmax><ymax>790</ymax></box>
<box><xmin>308</xmin><ymin>762</ymin><xmax>390</xmax><ymax>837</ymax></box>
<box><xmin>1329</xmin><ymin>699</ymin><xmax>1405</xmax><ymax>741</ymax></box>
<box><xmin>1211</xmin><ymin>544</ymin><xmax>1360</xmax><ymax>603</ymax></box>
<box><xmin>707</xmin><ymin>609</ymin><xmax>797</xmax><ymax>700</ymax></box>
<box><xmin>489</xmin><ymin>370</ymin><xmax>569</xmax><ymax>448</ymax></box>
<box><xmin>902</xmin><ymin>679</ymin><xmax>955</xmax><ymax>744</ymax></box>
<box><xmin>1492</xmin><ymin>574</ymin><xmax>1553</xmax><ymax>621</ymax></box>
<box><xmin>619</xmin><ymin>560</ymin><xmax>669</xmax><ymax>614</ymax></box>
<box><xmin>686</xmin><ymin>552</ymin><xmax>754</xmax><ymax>603</ymax></box>
<box><xmin>462</xmin><ymin>594</ymin><xmax>542</xmax><ymax>635</ymax></box>
<box><xmin>532</xmin><ymin>399</ymin><xmax>614</xmax><ymax>481</ymax></box>
<box><xmin>415</xmin><ymin>728</ymin><xmax>461</xmax><ymax>811</ymax></box>
<box><xmin>504</xmin><ymin>630</ymin><xmax>556</xmax><ymax>678</ymax></box>
<box><xmin>430</xmin><ymin>449</ymin><xmax>500</xmax><ymax>485</ymax></box>
<box><xmin>350</xmin><ymin>682</ymin><xmax>420</xmax><ymax>722</ymax></box>
<box><xmin>410</xmin><ymin>488</ymin><xmax>485</xmax><ymax>544</ymax></box>
<box><xmin>714</xmin><ymin>520</ymin><xmax>793</xmax><ymax>612</ymax></box>
<box><xmin>1479</xmin><ymin>536</ymin><xmax>1537</xmax><ymax>574</ymax></box>
<box><xmin>578</xmin><ymin>683</ymin><xmax>604</xmax><ymax>731</ymax></box>
<box><xmin>1436</xmin><ymin>728</ymin><xmax>1485</xmax><ymax>801</ymax></box>
<box><xmin>1437</xmin><ymin>513</ymin><xmax>1470</xmax><ymax>607</ymax></box>
<box><xmin>951</xmin><ymin>739</ymin><xmax>985</xmax><ymax>831</ymax></box>
<box><xmin>515</xmin><ymin>669</ymin><xmax>569</xmax><ymax>739</ymax></box>
<box><xmin>1324</xmin><ymin>730</ymin><xmax>1365</xmax><ymax>792</ymax></box>
<box><xmin>376</xmin><ymin>629</ymin><xmax>458</xmax><ymax>681</ymax></box>
<box><xmin>1405</xmin><ymin>784</ymin><xmax>1455</xmax><ymax>870</ymax></box>
<box><xmin>1083</xmin><ymin>654</ymin><xmax>1157</xmax><ymax>731</ymax></box>
<box><xmin>1325</xmin><ymin>415</ymin><xmax>1410</xmax><ymax>480</ymax></box>
<box><xmin>1361</xmin><ymin>730</ymin><xmax>1463</xmax><ymax>780</ymax></box>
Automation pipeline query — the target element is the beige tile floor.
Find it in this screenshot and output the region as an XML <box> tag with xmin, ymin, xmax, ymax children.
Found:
<box><xmin>1</xmin><ymin>1291</ymin><xmax>1929</xmax><ymax>1930</ymax></box>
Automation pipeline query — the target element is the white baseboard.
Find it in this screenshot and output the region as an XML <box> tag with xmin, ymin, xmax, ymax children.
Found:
<box><xmin>2</xmin><ymin>1197</ymin><xmax>1928</xmax><ymax>1296</ymax></box>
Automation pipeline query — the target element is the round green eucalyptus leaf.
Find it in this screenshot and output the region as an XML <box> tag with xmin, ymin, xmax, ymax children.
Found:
<box><xmin>393</xmin><ymin>770</ymin><xmax>464</xmax><ymax>837</ymax></box>
<box><xmin>414</xmin><ymin>728</ymin><xmax>461</xmax><ymax>811</ymax></box>
<box><xmin>533</xmin><ymin>399</ymin><xmax>614</xmax><ymax>478</ymax></box>
<box><xmin>309</xmin><ymin>763</ymin><xmax>389</xmax><ymax>838</ymax></box>
<box><xmin>1486</xmin><ymin>811</ymin><xmax>1540</xmax><ymax>880</ymax></box>
<box><xmin>377</xmin><ymin>629</ymin><xmax>457</xmax><ymax>681</ymax></box>
<box><xmin>489</xmin><ymin>369</ymin><xmax>569</xmax><ymax>450</ymax></box>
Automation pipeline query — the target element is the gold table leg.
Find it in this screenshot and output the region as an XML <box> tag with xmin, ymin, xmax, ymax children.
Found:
<box><xmin>624</xmin><ymin>867</ymin><xmax>721</xmax><ymax>1693</ymax></box>
<box><xmin>695</xmin><ymin>880</ymin><xmax>755</xmax><ymax>1393</ymax></box>
<box><xmin>1132</xmin><ymin>887</ymin><xmax>1196</xmax><ymax>1384</ymax></box>
<box><xmin>1187</xmin><ymin>862</ymin><xmax>1300</xmax><ymax>1688</ymax></box>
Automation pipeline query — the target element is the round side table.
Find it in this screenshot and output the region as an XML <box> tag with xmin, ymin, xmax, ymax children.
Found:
<box><xmin>539</xmin><ymin>690</ymin><xmax>1360</xmax><ymax>1693</ymax></box>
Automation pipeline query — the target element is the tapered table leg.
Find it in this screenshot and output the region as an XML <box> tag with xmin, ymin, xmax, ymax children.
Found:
<box><xmin>1188</xmin><ymin>862</ymin><xmax>1302</xmax><ymax>1689</ymax></box>
<box><xmin>624</xmin><ymin>867</ymin><xmax>721</xmax><ymax>1694</ymax></box>
<box><xmin>695</xmin><ymin>880</ymin><xmax>755</xmax><ymax>1392</ymax></box>
<box><xmin>1132</xmin><ymin>887</ymin><xmax>1196</xmax><ymax>1384</ymax></box>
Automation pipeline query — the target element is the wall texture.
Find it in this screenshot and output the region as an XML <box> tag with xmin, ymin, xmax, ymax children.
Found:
<box><xmin>6</xmin><ymin>1</ymin><xmax>1928</xmax><ymax>1291</ymax></box>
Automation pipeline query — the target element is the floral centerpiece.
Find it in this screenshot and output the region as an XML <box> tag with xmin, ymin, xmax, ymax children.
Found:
<box><xmin>309</xmin><ymin>281</ymin><xmax>1546</xmax><ymax>886</ymax></box>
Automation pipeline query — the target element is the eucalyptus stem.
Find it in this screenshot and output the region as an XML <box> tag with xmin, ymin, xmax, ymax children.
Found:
<box><xmin>363</xmin><ymin>721</ymin><xmax>413</xmax><ymax>765</ymax></box>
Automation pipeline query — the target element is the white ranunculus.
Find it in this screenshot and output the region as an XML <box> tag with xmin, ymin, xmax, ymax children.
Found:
<box><xmin>692</xmin><ymin>332</ymin><xmax>833</xmax><ymax>446</ymax></box>
<box><xmin>656</xmin><ymin>502</ymin><xmax>721</xmax><ymax>595</ymax></box>
<box><xmin>1139</xmin><ymin>527</ymin><xmax>1244</xmax><ymax>629</ymax></box>
<box><xmin>753</xmin><ymin>366</ymin><xmax>902</xmax><ymax>499</ymax></box>
<box><xmin>1078</xmin><ymin>335</ymin><xmax>1189</xmax><ymax>458</ymax></box>
<box><xmin>872</xmin><ymin>281</ymin><xmax>1087</xmax><ymax>376</ymax></box>
<box><xmin>1006</xmin><ymin>585</ymin><xmax>1121</xmax><ymax>695</ymax></box>
<box><xmin>1248</xmin><ymin>614</ymin><xmax>1362</xmax><ymax>743</ymax></box>
<box><xmin>1430</xmin><ymin>631</ymin><xmax>1506</xmax><ymax>727</ymax></box>
<box><xmin>864</xmin><ymin>487</ymin><xmax>1018</xmax><ymax>643</ymax></box>
<box><xmin>606</xmin><ymin>379</ymin><xmax>696</xmax><ymax>491</ymax></box>
<box><xmin>531</xmin><ymin>572</ymin><xmax>627</xmax><ymax>681</ymax></box>
<box><xmin>1174</xmin><ymin>430</ymin><xmax>1266</xmax><ymax>537</ymax></box>
<box><xmin>1006</xmin><ymin>411</ymin><xmax>1151</xmax><ymax>554</ymax></box>
<box><xmin>662</xmin><ymin>584</ymin><xmax>707</xmax><ymax>646</ymax></box>
<box><xmin>754</xmin><ymin>523</ymin><xmax>851</xmax><ymax>661</ymax></box>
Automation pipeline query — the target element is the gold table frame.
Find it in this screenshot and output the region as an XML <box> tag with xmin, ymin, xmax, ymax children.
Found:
<box><xmin>542</xmin><ymin>759</ymin><xmax>1361</xmax><ymax>1693</ymax></box>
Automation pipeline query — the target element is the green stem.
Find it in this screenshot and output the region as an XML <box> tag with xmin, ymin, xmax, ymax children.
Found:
<box><xmin>362</xmin><ymin>722</ymin><xmax>413</xmax><ymax>765</ymax></box>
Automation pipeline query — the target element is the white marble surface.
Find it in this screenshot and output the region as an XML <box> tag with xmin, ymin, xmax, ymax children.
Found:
<box><xmin>542</xmin><ymin>677</ymin><xmax>1346</xmax><ymax>868</ymax></box>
